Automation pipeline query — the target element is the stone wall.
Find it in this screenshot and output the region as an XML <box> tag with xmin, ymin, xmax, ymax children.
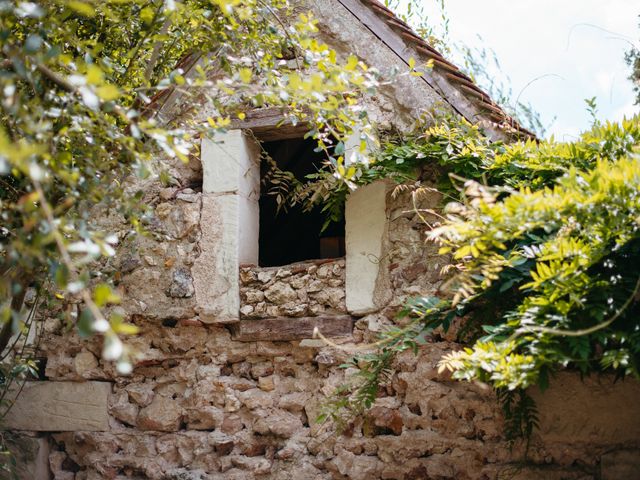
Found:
<box><xmin>5</xmin><ymin>1</ymin><xmax>640</xmax><ymax>477</ymax></box>
<box><xmin>5</xmin><ymin>178</ymin><xmax>638</xmax><ymax>480</ymax></box>
<box><xmin>239</xmin><ymin>260</ymin><xmax>346</xmax><ymax>319</ymax></box>
<box><xmin>14</xmin><ymin>334</ymin><xmax>640</xmax><ymax>480</ymax></box>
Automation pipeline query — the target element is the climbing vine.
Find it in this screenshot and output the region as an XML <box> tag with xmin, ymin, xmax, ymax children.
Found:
<box><xmin>319</xmin><ymin>113</ymin><xmax>640</xmax><ymax>440</ymax></box>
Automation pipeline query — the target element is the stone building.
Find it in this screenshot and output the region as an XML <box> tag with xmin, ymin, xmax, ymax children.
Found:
<box><xmin>5</xmin><ymin>0</ymin><xmax>640</xmax><ymax>479</ymax></box>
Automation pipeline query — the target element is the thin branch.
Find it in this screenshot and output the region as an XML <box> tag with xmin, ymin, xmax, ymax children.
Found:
<box><xmin>521</xmin><ymin>275</ymin><xmax>640</xmax><ymax>338</ymax></box>
<box><xmin>32</xmin><ymin>180</ymin><xmax>108</xmax><ymax>328</ymax></box>
<box><xmin>144</xmin><ymin>17</ymin><xmax>172</xmax><ymax>83</ymax></box>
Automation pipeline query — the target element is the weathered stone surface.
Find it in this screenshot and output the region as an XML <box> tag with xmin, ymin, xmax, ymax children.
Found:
<box><xmin>125</xmin><ymin>383</ymin><xmax>155</xmax><ymax>407</ymax></box>
<box><xmin>137</xmin><ymin>396</ymin><xmax>183</xmax><ymax>432</ymax></box>
<box><xmin>264</xmin><ymin>282</ymin><xmax>297</xmax><ymax>305</ymax></box>
<box><xmin>166</xmin><ymin>267</ymin><xmax>195</xmax><ymax>298</ymax></box>
<box><xmin>366</xmin><ymin>407</ymin><xmax>403</xmax><ymax>435</ymax></box>
<box><xmin>73</xmin><ymin>350</ymin><xmax>99</xmax><ymax>377</ymax></box>
<box><xmin>232</xmin><ymin>315</ymin><xmax>353</xmax><ymax>341</ymax></box>
<box><xmin>334</xmin><ymin>450</ymin><xmax>380</xmax><ymax>480</ymax></box>
<box><xmin>5</xmin><ymin>433</ymin><xmax>50</xmax><ymax>480</ymax></box>
<box><xmin>253</xmin><ymin>410</ymin><xmax>302</xmax><ymax>438</ymax></box>
<box><xmin>530</xmin><ymin>372</ymin><xmax>640</xmax><ymax>444</ymax></box>
<box><xmin>3</xmin><ymin>381</ymin><xmax>111</xmax><ymax>431</ymax></box>
<box><xmin>600</xmin><ymin>449</ymin><xmax>640</xmax><ymax>480</ymax></box>
<box><xmin>345</xmin><ymin>180</ymin><xmax>389</xmax><ymax>315</ymax></box>
<box><xmin>109</xmin><ymin>389</ymin><xmax>137</xmax><ymax>423</ymax></box>
<box><xmin>221</xmin><ymin>415</ymin><xmax>244</xmax><ymax>434</ymax></box>
<box><xmin>186</xmin><ymin>406</ymin><xmax>224</xmax><ymax>430</ymax></box>
<box><xmin>278</xmin><ymin>392</ymin><xmax>309</xmax><ymax>412</ymax></box>
<box><xmin>238</xmin><ymin>389</ymin><xmax>274</xmax><ymax>410</ymax></box>
<box><xmin>192</xmin><ymin>194</ymin><xmax>239</xmax><ymax>324</ymax></box>
<box><xmin>201</xmin><ymin>131</ymin><xmax>259</xmax><ymax>197</ymax></box>
<box><xmin>240</xmin><ymin>259</ymin><xmax>346</xmax><ymax>319</ymax></box>
<box><xmin>119</xmin><ymin>253</ymin><xmax>141</xmax><ymax>274</ymax></box>
<box><xmin>257</xmin><ymin>376</ymin><xmax>275</xmax><ymax>392</ymax></box>
<box><xmin>201</xmin><ymin>131</ymin><xmax>260</xmax><ymax>265</ymax></box>
<box><xmin>155</xmin><ymin>199</ymin><xmax>201</xmax><ymax>240</ymax></box>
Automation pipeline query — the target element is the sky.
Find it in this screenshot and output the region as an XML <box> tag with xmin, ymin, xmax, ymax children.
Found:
<box><xmin>397</xmin><ymin>0</ymin><xmax>639</xmax><ymax>139</ymax></box>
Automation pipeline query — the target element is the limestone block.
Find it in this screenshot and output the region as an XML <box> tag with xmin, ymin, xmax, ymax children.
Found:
<box><xmin>264</xmin><ymin>282</ymin><xmax>297</xmax><ymax>305</ymax></box>
<box><xmin>530</xmin><ymin>372</ymin><xmax>640</xmax><ymax>444</ymax></box>
<box><xmin>73</xmin><ymin>350</ymin><xmax>99</xmax><ymax>377</ymax></box>
<box><xmin>345</xmin><ymin>181</ymin><xmax>388</xmax><ymax>315</ymax></box>
<box><xmin>253</xmin><ymin>409</ymin><xmax>302</xmax><ymax>438</ymax></box>
<box><xmin>137</xmin><ymin>396</ymin><xmax>183</xmax><ymax>432</ymax></box>
<box><xmin>201</xmin><ymin>131</ymin><xmax>260</xmax><ymax>265</ymax></box>
<box><xmin>601</xmin><ymin>449</ymin><xmax>640</xmax><ymax>480</ymax></box>
<box><xmin>238</xmin><ymin>189</ymin><xmax>259</xmax><ymax>265</ymax></box>
<box><xmin>232</xmin><ymin>315</ymin><xmax>353</xmax><ymax>341</ymax></box>
<box><xmin>333</xmin><ymin>449</ymin><xmax>380</xmax><ymax>480</ymax></box>
<box><xmin>192</xmin><ymin>194</ymin><xmax>240</xmax><ymax>323</ymax></box>
<box><xmin>201</xmin><ymin>130</ymin><xmax>260</xmax><ymax>197</ymax></box>
<box><xmin>166</xmin><ymin>266</ymin><xmax>195</xmax><ymax>298</ymax></box>
<box><xmin>3</xmin><ymin>381</ymin><xmax>111</xmax><ymax>431</ymax></box>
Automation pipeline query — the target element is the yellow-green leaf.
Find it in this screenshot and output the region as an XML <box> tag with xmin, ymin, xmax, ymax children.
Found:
<box><xmin>96</xmin><ymin>84</ymin><xmax>120</xmax><ymax>101</ymax></box>
<box><xmin>67</xmin><ymin>1</ymin><xmax>95</xmax><ymax>17</ymax></box>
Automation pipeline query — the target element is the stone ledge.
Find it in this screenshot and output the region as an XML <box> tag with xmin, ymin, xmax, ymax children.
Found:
<box><xmin>3</xmin><ymin>381</ymin><xmax>111</xmax><ymax>432</ymax></box>
<box><xmin>231</xmin><ymin>315</ymin><xmax>353</xmax><ymax>342</ymax></box>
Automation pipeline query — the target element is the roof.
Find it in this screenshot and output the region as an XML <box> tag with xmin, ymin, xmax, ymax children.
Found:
<box><xmin>341</xmin><ymin>0</ymin><xmax>535</xmax><ymax>138</ymax></box>
<box><xmin>147</xmin><ymin>0</ymin><xmax>536</xmax><ymax>139</ymax></box>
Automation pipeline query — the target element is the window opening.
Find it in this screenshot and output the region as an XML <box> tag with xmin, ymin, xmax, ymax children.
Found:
<box><xmin>259</xmin><ymin>136</ymin><xmax>345</xmax><ymax>267</ymax></box>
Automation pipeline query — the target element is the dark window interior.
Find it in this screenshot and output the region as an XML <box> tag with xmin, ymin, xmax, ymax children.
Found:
<box><xmin>259</xmin><ymin>136</ymin><xmax>345</xmax><ymax>267</ymax></box>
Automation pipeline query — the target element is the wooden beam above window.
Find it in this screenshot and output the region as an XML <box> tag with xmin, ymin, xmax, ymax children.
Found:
<box><xmin>231</xmin><ymin>315</ymin><xmax>353</xmax><ymax>342</ymax></box>
<box><xmin>231</xmin><ymin>107</ymin><xmax>310</xmax><ymax>141</ymax></box>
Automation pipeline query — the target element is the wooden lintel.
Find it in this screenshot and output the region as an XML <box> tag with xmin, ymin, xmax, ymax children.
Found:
<box><xmin>232</xmin><ymin>315</ymin><xmax>353</xmax><ymax>342</ymax></box>
<box><xmin>231</xmin><ymin>107</ymin><xmax>310</xmax><ymax>141</ymax></box>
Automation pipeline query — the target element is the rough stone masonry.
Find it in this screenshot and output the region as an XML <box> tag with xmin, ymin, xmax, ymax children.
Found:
<box><xmin>6</xmin><ymin>184</ymin><xmax>640</xmax><ymax>480</ymax></box>
<box><xmin>5</xmin><ymin>0</ymin><xmax>640</xmax><ymax>478</ymax></box>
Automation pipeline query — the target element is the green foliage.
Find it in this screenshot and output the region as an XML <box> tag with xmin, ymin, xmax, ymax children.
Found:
<box><xmin>496</xmin><ymin>389</ymin><xmax>539</xmax><ymax>445</ymax></box>
<box><xmin>324</xmin><ymin>113</ymin><xmax>640</xmax><ymax>440</ymax></box>
<box><xmin>0</xmin><ymin>3</ymin><xmax>383</xmax><ymax>458</ymax></box>
<box><xmin>0</xmin><ymin>0</ymin><xmax>378</xmax><ymax>364</ymax></box>
<box><xmin>435</xmin><ymin>126</ymin><xmax>640</xmax><ymax>388</ymax></box>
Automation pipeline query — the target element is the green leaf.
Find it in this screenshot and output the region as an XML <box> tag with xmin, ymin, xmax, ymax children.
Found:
<box><xmin>93</xmin><ymin>283</ymin><xmax>120</xmax><ymax>307</ymax></box>
<box><xmin>77</xmin><ymin>309</ymin><xmax>94</xmax><ymax>338</ymax></box>
<box><xmin>96</xmin><ymin>85</ymin><xmax>120</xmax><ymax>101</ymax></box>
<box><xmin>67</xmin><ymin>1</ymin><xmax>95</xmax><ymax>17</ymax></box>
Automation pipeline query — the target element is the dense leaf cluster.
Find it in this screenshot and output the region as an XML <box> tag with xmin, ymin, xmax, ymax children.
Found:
<box><xmin>0</xmin><ymin>0</ymin><xmax>378</xmax><ymax>375</ymax></box>
<box><xmin>0</xmin><ymin>0</ymin><xmax>383</xmax><ymax>471</ymax></box>
<box><xmin>325</xmin><ymin>114</ymin><xmax>640</xmax><ymax>438</ymax></box>
<box><xmin>434</xmin><ymin>116</ymin><xmax>640</xmax><ymax>389</ymax></box>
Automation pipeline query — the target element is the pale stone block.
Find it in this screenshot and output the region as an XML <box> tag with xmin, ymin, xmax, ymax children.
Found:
<box><xmin>601</xmin><ymin>449</ymin><xmax>640</xmax><ymax>480</ymax></box>
<box><xmin>345</xmin><ymin>181</ymin><xmax>388</xmax><ymax>315</ymax></box>
<box><xmin>201</xmin><ymin>130</ymin><xmax>260</xmax><ymax>198</ymax></box>
<box><xmin>3</xmin><ymin>381</ymin><xmax>111</xmax><ymax>431</ymax></box>
<box><xmin>298</xmin><ymin>339</ymin><xmax>326</xmax><ymax>348</ymax></box>
<box><xmin>201</xmin><ymin>131</ymin><xmax>260</xmax><ymax>265</ymax></box>
<box><xmin>530</xmin><ymin>372</ymin><xmax>640</xmax><ymax>444</ymax></box>
<box><xmin>192</xmin><ymin>194</ymin><xmax>240</xmax><ymax>323</ymax></box>
<box><xmin>239</xmin><ymin>189</ymin><xmax>259</xmax><ymax>265</ymax></box>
